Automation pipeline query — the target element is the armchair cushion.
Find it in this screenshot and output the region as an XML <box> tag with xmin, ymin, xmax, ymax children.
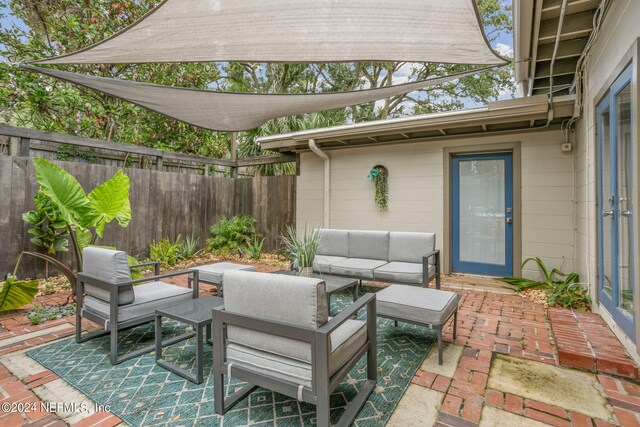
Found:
<box><xmin>226</xmin><ymin>318</ymin><xmax>367</xmax><ymax>387</ymax></box>
<box><xmin>316</xmin><ymin>229</ymin><xmax>349</xmax><ymax>257</ymax></box>
<box><xmin>224</xmin><ymin>271</ymin><xmax>329</xmax><ymax>364</ymax></box>
<box><xmin>223</xmin><ymin>271</ymin><xmax>328</xmax><ymax>328</ymax></box>
<box><xmin>83</xmin><ymin>281</ymin><xmax>192</xmax><ymax>323</ymax></box>
<box><xmin>313</xmin><ymin>255</ymin><xmax>347</xmax><ymax>274</ymax></box>
<box><xmin>330</xmin><ymin>258</ymin><xmax>388</xmax><ymax>279</ymax></box>
<box><xmin>348</xmin><ymin>230</ymin><xmax>389</xmax><ymax>260</ymax></box>
<box><xmin>388</xmin><ymin>232</ymin><xmax>435</xmax><ymax>264</ymax></box>
<box><xmin>82</xmin><ymin>247</ymin><xmax>134</xmax><ymax>305</ymax></box>
<box><xmin>373</xmin><ymin>262</ymin><xmax>435</xmax><ymax>284</ymax></box>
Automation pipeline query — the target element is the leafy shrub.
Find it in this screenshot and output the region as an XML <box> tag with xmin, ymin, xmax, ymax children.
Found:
<box><xmin>246</xmin><ymin>237</ymin><xmax>266</xmax><ymax>261</ymax></box>
<box><xmin>501</xmin><ymin>257</ymin><xmax>591</xmax><ymax>310</ymax></box>
<box><xmin>149</xmin><ymin>237</ymin><xmax>182</xmax><ymax>267</ymax></box>
<box><xmin>25</xmin><ymin>304</ymin><xmax>76</xmax><ymax>325</ymax></box>
<box><xmin>23</xmin><ymin>191</ymin><xmax>69</xmax><ymax>256</ymax></box>
<box><xmin>206</xmin><ymin>215</ymin><xmax>258</xmax><ymax>255</ymax></box>
<box><xmin>180</xmin><ymin>234</ymin><xmax>202</xmax><ymax>259</ymax></box>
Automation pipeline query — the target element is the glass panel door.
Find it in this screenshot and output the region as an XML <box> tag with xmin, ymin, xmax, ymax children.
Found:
<box><xmin>616</xmin><ymin>83</ymin><xmax>634</xmax><ymax>316</ymax></box>
<box><xmin>597</xmin><ymin>64</ymin><xmax>635</xmax><ymax>341</ymax></box>
<box><xmin>452</xmin><ymin>152</ymin><xmax>513</xmax><ymax>276</ymax></box>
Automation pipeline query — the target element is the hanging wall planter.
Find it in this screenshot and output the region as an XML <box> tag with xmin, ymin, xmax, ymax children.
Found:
<box><xmin>367</xmin><ymin>165</ymin><xmax>389</xmax><ymax>211</ymax></box>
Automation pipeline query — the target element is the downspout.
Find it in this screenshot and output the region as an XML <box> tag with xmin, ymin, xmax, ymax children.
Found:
<box><xmin>308</xmin><ymin>139</ymin><xmax>330</xmax><ymax>227</ymax></box>
<box><xmin>547</xmin><ymin>0</ymin><xmax>568</xmax><ymax>125</ymax></box>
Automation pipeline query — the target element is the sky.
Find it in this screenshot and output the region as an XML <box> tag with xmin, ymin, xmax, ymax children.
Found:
<box><xmin>0</xmin><ymin>0</ymin><xmax>516</xmax><ymax>109</ymax></box>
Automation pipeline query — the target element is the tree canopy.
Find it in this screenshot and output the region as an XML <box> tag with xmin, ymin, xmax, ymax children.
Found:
<box><xmin>0</xmin><ymin>0</ymin><xmax>515</xmax><ymax>172</ymax></box>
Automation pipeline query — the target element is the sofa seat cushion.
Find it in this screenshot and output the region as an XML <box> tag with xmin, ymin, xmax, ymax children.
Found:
<box><xmin>84</xmin><ymin>281</ymin><xmax>193</xmax><ymax>323</ymax></box>
<box><xmin>330</xmin><ymin>258</ymin><xmax>388</xmax><ymax>279</ymax></box>
<box><xmin>376</xmin><ymin>285</ymin><xmax>460</xmax><ymax>325</ymax></box>
<box><xmin>374</xmin><ymin>262</ymin><xmax>427</xmax><ymax>284</ymax></box>
<box><xmin>227</xmin><ymin>318</ymin><xmax>367</xmax><ymax>387</ymax></box>
<box><xmin>313</xmin><ymin>255</ymin><xmax>347</xmax><ymax>274</ymax></box>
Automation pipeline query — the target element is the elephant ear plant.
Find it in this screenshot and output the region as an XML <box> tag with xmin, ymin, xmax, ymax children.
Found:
<box><xmin>3</xmin><ymin>159</ymin><xmax>133</xmax><ymax>312</ymax></box>
<box><xmin>28</xmin><ymin>158</ymin><xmax>132</xmax><ymax>268</ymax></box>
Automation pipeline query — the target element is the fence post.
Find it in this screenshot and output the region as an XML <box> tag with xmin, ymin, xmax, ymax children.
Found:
<box><xmin>19</xmin><ymin>138</ymin><xmax>31</xmax><ymax>157</ymax></box>
<box><xmin>156</xmin><ymin>154</ymin><xmax>164</xmax><ymax>170</ymax></box>
<box><xmin>230</xmin><ymin>132</ymin><xmax>238</xmax><ymax>178</ymax></box>
<box><xmin>8</xmin><ymin>137</ymin><xmax>19</xmax><ymax>156</ymax></box>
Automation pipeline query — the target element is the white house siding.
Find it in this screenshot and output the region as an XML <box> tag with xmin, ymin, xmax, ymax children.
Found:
<box><xmin>296</xmin><ymin>129</ymin><xmax>574</xmax><ymax>279</ymax></box>
<box><xmin>574</xmin><ymin>0</ymin><xmax>640</xmax><ymax>359</ymax></box>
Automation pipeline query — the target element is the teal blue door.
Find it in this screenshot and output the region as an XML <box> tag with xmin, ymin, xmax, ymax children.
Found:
<box><xmin>597</xmin><ymin>65</ymin><xmax>635</xmax><ymax>341</ymax></box>
<box><xmin>452</xmin><ymin>153</ymin><xmax>513</xmax><ymax>276</ymax></box>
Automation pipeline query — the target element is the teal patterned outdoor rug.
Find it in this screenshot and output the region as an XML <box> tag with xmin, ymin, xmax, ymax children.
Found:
<box><xmin>27</xmin><ymin>293</ymin><xmax>435</xmax><ymax>427</ymax></box>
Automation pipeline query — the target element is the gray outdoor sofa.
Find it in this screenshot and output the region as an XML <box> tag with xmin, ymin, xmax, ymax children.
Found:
<box><xmin>313</xmin><ymin>229</ymin><xmax>441</xmax><ymax>289</ymax></box>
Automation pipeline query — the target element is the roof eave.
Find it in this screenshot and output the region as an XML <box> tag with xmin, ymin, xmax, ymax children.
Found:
<box><xmin>258</xmin><ymin>95</ymin><xmax>575</xmax><ymax>152</ymax></box>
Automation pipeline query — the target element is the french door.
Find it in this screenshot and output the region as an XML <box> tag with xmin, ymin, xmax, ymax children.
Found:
<box><xmin>597</xmin><ymin>64</ymin><xmax>635</xmax><ymax>341</ymax></box>
<box><xmin>452</xmin><ymin>152</ymin><xmax>513</xmax><ymax>276</ymax></box>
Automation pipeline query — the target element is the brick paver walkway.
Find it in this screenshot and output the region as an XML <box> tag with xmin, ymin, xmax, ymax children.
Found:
<box><xmin>0</xmin><ymin>272</ymin><xmax>639</xmax><ymax>426</ymax></box>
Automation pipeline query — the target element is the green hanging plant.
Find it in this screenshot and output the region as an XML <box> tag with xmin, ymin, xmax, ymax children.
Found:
<box><xmin>367</xmin><ymin>165</ymin><xmax>389</xmax><ymax>211</ymax></box>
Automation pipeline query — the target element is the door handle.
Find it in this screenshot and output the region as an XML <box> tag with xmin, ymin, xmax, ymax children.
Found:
<box><xmin>506</xmin><ymin>218</ymin><xmax>513</xmax><ymax>224</ymax></box>
<box><xmin>621</xmin><ymin>210</ymin><xmax>632</xmax><ymax>217</ymax></box>
<box><xmin>602</xmin><ymin>210</ymin><xmax>615</xmax><ymax>217</ymax></box>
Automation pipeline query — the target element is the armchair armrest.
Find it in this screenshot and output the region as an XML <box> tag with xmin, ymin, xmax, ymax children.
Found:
<box><xmin>77</xmin><ymin>269</ymin><xmax>199</xmax><ymax>300</ymax></box>
<box><xmin>317</xmin><ymin>293</ymin><xmax>376</xmax><ymax>335</ymax></box>
<box><xmin>130</xmin><ymin>261</ymin><xmax>160</xmax><ymax>275</ymax></box>
<box><xmin>422</xmin><ymin>249</ymin><xmax>441</xmax><ymax>289</ymax></box>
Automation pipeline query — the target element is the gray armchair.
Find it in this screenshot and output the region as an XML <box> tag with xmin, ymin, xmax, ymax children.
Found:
<box><xmin>76</xmin><ymin>247</ymin><xmax>199</xmax><ymax>365</ymax></box>
<box><xmin>212</xmin><ymin>270</ymin><xmax>376</xmax><ymax>427</ymax></box>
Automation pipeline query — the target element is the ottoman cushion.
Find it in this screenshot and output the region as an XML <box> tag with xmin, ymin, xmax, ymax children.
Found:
<box><xmin>190</xmin><ymin>262</ymin><xmax>256</xmax><ymax>284</ymax></box>
<box><xmin>376</xmin><ymin>285</ymin><xmax>460</xmax><ymax>325</ymax></box>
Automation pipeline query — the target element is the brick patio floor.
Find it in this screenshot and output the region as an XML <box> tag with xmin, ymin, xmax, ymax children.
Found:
<box><xmin>0</xmin><ymin>271</ymin><xmax>639</xmax><ymax>426</ymax></box>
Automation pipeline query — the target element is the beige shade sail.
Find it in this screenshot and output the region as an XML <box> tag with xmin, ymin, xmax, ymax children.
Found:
<box><xmin>22</xmin><ymin>65</ymin><xmax>496</xmax><ymax>131</ymax></box>
<box><xmin>32</xmin><ymin>0</ymin><xmax>506</xmax><ymax>66</ymax></box>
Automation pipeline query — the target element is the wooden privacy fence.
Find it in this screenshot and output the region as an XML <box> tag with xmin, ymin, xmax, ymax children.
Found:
<box><xmin>0</xmin><ymin>124</ymin><xmax>296</xmax><ymax>177</ymax></box>
<box><xmin>0</xmin><ymin>156</ymin><xmax>296</xmax><ymax>279</ymax></box>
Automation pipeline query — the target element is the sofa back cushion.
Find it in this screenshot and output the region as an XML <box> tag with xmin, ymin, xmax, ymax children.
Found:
<box><xmin>316</xmin><ymin>229</ymin><xmax>349</xmax><ymax>257</ymax></box>
<box><xmin>82</xmin><ymin>247</ymin><xmax>134</xmax><ymax>305</ymax></box>
<box><xmin>388</xmin><ymin>232</ymin><xmax>436</xmax><ymax>264</ymax></box>
<box><xmin>223</xmin><ymin>270</ymin><xmax>328</xmax><ymax>362</ymax></box>
<box><xmin>349</xmin><ymin>230</ymin><xmax>390</xmax><ymax>261</ymax></box>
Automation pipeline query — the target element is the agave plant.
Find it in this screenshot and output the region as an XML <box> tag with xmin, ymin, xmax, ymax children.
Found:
<box><xmin>500</xmin><ymin>257</ymin><xmax>591</xmax><ymax>310</ymax></box>
<box><xmin>500</xmin><ymin>257</ymin><xmax>580</xmax><ymax>291</ymax></box>
<box><xmin>281</xmin><ymin>226</ymin><xmax>321</xmax><ymax>270</ymax></box>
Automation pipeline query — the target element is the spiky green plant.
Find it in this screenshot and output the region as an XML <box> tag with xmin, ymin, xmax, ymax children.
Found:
<box><xmin>501</xmin><ymin>257</ymin><xmax>591</xmax><ymax>310</ymax></box>
<box><xmin>281</xmin><ymin>226</ymin><xmax>321</xmax><ymax>269</ymax></box>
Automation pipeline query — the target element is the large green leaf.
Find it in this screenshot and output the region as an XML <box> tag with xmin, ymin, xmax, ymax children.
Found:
<box><xmin>33</xmin><ymin>158</ymin><xmax>90</xmax><ymax>226</ymax></box>
<box><xmin>87</xmin><ymin>170</ymin><xmax>131</xmax><ymax>238</ymax></box>
<box><xmin>0</xmin><ymin>278</ymin><xmax>39</xmax><ymax>312</ymax></box>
